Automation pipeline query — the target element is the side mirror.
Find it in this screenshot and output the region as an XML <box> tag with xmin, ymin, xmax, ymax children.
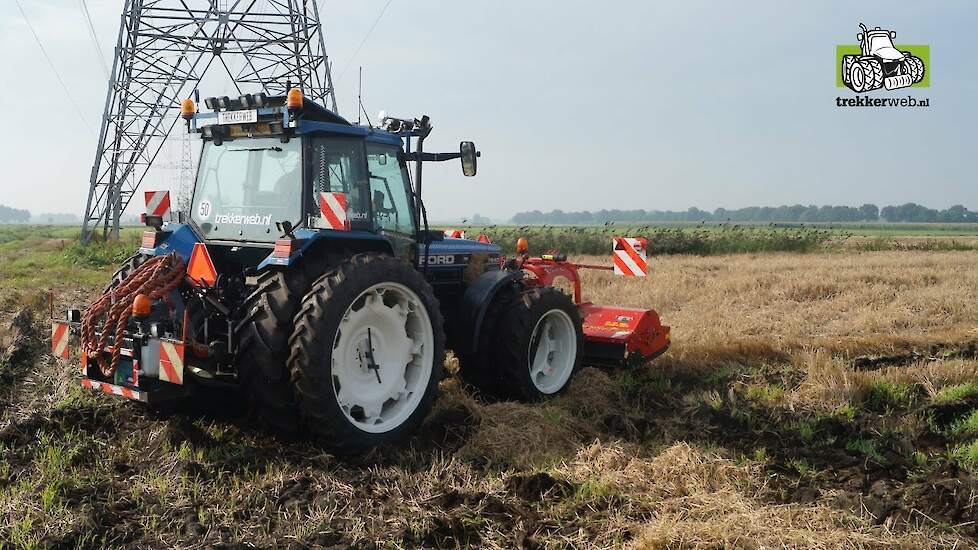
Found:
<box><xmin>890</xmin><ymin>31</ymin><xmax>896</xmax><ymax>38</ymax></box>
<box><xmin>856</xmin><ymin>33</ymin><xmax>863</xmax><ymax>41</ymax></box>
<box><xmin>460</xmin><ymin>141</ymin><xmax>478</xmax><ymax>177</ymax></box>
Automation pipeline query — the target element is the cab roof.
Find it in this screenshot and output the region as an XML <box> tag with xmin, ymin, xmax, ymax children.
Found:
<box><xmin>198</xmin><ymin>92</ymin><xmax>401</xmax><ymax>146</ymax></box>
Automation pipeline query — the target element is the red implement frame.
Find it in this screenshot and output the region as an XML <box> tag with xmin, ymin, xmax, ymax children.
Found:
<box><xmin>516</xmin><ymin>255</ymin><xmax>670</xmax><ymax>365</ymax></box>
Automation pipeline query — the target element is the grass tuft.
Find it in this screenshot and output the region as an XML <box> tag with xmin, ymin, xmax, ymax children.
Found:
<box><xmin>846</xmin><ymin>438</ymin><xmax>884</xmax><ymax>462</ymax></box>
<box><xmin>931</xmin><ymin>382</ymin><xmax>978</xmax><ymax>405</ymax></box>
<box><xmin>948</xmin><ymin>410</ymin><xmax>978</xmax><ymax>437</ymax></box>
<box><xmin>865</xmin><ymin>380</ymin><xmax>917</xmax><ymax>412</ymax></box>
<box><xmin>949</xmin><ymin>440</ymin><xmax>978</xmax><ymax>472</ymax></box>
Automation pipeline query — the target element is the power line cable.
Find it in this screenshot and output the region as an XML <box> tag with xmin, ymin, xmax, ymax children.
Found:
<box><xmin>78</xmin><ymin>0</ymin><xmax>110</xmax><ymax>78</ymax></box>
<box><xmin>335</xmin><ymin>0</ymin><xmax>393</xmax><ymax>83</ymax></box>
<box><xmin>14</xmin><ymin>0</ymin><xmax>95</xmax><ymax>136</ymax></box>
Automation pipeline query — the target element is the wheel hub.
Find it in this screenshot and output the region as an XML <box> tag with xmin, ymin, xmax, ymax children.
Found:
<box><xmin>528</xmin><ymin>309</ymin><xmax>577</xmax><ymax>394</ymax></box>
<box><xmin>331</xmin><ymin>283</ymin><xmax>433</xmax><ymax>433</ymax></box>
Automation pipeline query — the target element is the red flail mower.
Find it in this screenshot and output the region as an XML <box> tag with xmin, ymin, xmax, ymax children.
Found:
<box><xmin>510</xmin><ymin>236</ymin><xmax>670</xmax><ymax>365</ymax></box>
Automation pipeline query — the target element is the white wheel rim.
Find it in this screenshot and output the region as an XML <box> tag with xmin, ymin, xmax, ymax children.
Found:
<box><xmin>527</xmin><ymin>309</ymin><xmax>577</xmax><ymax>394</ymax></box>
<box><xmin>330</xmin><ymin>282</ymin><xmax>434</xmax><ymax>434</ymax></box>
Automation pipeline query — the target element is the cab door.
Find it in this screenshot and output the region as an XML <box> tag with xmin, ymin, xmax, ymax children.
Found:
<box><xmin>366</xmin><ymin>143</ymin><xmax>416</xmax><ymax>258</ymax></box>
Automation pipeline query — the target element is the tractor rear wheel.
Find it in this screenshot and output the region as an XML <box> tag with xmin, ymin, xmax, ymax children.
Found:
<box><xmin>234</xmin><ymin>251</ymin><xmax>344</xmax><ymax>435</ymax></box>
<box><xmin>847</xmin><ymin>61</ymin><xmax>867</xmax><ymax>92</ymax></box>
<box><xmin>234</xmin><ymin>268</ymin><xmax>313</xmax><ymax>435</ymax></box>
<box><xmin>862</xmin><ymin>58</ymin><xmax>884</xmax><ymax>90</ymax></box>
<box><xmin>849</xmin><ymin>58</ymin><xmax>883</xmax><ymax>92</ymax></box>
<box><xmin>488</xmin><ymin>287</ymin><xmax>583</xmax><ymax>402</ymax></box>
<box><xmin>841</xmin><ymin>55</ymin><xmax>856</xmax><ymax>87</ymax></box>
<box><xmin>288</xmin><ymin>254</ymin><xmax>445</xmax><ymax>453</ymax></box>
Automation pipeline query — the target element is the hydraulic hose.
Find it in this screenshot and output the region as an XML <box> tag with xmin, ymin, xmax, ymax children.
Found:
<box><xmin>81</xmin><ymin>253</ymin><xmax>185</xmax><ymax>377</ymax></box>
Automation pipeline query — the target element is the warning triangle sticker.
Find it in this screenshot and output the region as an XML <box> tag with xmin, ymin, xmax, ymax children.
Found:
<box><xmin>187</xmin><ymin>243</ymin><xmax>217</xmax><ymax>286</ymax></box>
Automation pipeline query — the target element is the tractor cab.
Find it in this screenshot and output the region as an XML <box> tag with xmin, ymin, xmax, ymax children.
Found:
<box><xmin>858</xmin><ymin>26</ymin><xmax>903</xmax><ymax>61</ymax></box>
<box><xmin>182</xmin><ymin>90</ymin><xmax>490</xmax><ymax>269</ymax></box>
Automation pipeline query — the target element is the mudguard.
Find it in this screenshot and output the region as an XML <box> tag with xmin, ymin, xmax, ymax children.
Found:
<box><xmin>456</xmin><ymin>269</ymin><xmax>523</xmax><ymax>355</ymax></box>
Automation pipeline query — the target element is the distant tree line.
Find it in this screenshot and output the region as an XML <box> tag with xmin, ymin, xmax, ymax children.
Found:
<box><xmin>0</xmin><ymin>204</ymin><xmax>30</xmax><ymax>223</ymax></box>
<box><xmin>511</xmin><ymin>203</ymin><xmax>978</xmax><ymax>224</ymax></box>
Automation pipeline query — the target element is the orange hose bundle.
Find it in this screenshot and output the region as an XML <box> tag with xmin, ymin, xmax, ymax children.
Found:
<box><xmin>81</xmin><ymin>253</ymin><xmax>186</xmax><ymax>377</ymax></box>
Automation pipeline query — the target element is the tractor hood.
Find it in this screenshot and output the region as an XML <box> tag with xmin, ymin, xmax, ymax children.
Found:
<box><xmin>874</xmin><ymin>46</ymin><xmax>905</xmax><ymax>61</ymax></box>
<box><xmin>420</xmin><ymin>238</ymin><xmax>500</xmax><ymax>269</ymax></box>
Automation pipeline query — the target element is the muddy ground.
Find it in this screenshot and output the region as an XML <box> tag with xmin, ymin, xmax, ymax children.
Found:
<box><xmin>1</xmin><ymin>304</ymin><xmax>976</xmax><ymax>548</ymax></box>
<box><xmin>2</xmin><ymin>249</ymin><xmax>978</xmax><ymax>548</ymax></box>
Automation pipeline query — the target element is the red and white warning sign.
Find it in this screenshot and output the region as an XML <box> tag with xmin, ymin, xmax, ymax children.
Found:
<box><xmin>316</xmin><ymin>192</ymin><xmax>350</xmax><ymax>231</ymax></box>
<box><xmin>144</xmin><ymin>190</ymin><xmax>171</xmax><ymax>218</ymax></box>
<box><xmin>443</xmin><ymin>229</ymin><xmax>466</xmax><ymax>239</ymax></box>
<box><xmin>51</xmin><ymin>321</ymin><xmax>70</xmax><ymax>359</ymax></box>
<box><xmin>612</xmin><ymin>237</ymin><xmax>648</xmax><ymax>277</ymax></box>
<box><xmin>158</xmin><ymin>339</ymin><xmax>185</xmax><ymax>385</ymax></box>
<box><xmin>81</xmin><ymin>378</ymin><xmax>146</xmax><ymax>402</ymax></box>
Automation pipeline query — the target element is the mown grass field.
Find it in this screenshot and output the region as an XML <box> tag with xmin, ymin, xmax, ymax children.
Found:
<box><xmin>0</xmin><ymin>225</ymin><xmax>977</xmax><ymax>548</ymax></box>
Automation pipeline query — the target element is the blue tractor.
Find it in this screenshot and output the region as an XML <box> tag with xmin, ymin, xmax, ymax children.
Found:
<box><xmin>58</xmin><ymin>89</ymin><xmax>591</xmax><ymax>452</ymax></box>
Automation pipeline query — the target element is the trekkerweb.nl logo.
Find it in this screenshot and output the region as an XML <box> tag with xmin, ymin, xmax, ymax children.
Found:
<box><xmin>835</xmin><ymin>23</ymin><xmax>930</xmax><ymax>108</ymax></box>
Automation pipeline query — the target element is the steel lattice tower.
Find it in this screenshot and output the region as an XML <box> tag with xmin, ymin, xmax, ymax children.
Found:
<box><xmin>81</xmin><ymin>0</ymin><xmax>337</xmax><ymax>241</ymax></box>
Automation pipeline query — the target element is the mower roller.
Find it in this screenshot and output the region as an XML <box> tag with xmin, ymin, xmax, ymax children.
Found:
<box><xmin>50</xmin><ymin>89</ymin><xmax>670</xmax><ymax>452</ymax></box>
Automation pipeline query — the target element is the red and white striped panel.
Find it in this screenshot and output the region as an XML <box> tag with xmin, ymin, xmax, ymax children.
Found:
<box><xmin>158</xmin><ymin>339</ymin><xmax>185</xmax><ymax>385</ymax></box>
<box><xmin>444</xmin><ymin>229</ymin><xmax>466</xmax><ymax>239</ymax></box>
<box><xmin>144</xmin><ymin>190</ymin><xmax>171</xmax><ymax>217</ymax></box>
<box><xmin>51</xmin><ymin>321</ymin><xmax>70</xmax><ymax>359</ymax></box>
<box><xmin>81</xmin><ymin>378</ymin><xmax>148</xmax><ymax>402</ymax></box>
<box><xmin>317</xmin><ymin>192</ymin><xmax>349</xmax><ymax>231</ymax></box>
<box><xmin>613</xmin><ymin>237</ymin><xmax>648</xmax><ymax>277</ymax></box>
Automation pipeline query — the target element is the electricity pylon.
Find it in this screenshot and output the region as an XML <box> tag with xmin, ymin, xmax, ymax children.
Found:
<box><xmin>81</xmin><ymin>0</ymin><xmax>337</xmax><ymax>241</ymax></box>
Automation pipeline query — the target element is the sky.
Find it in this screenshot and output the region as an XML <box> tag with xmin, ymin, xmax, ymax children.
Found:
<box><xmin>1</xmin><ymin>0</ymin><xmax>976</xmax><ymax>222</ymax></box>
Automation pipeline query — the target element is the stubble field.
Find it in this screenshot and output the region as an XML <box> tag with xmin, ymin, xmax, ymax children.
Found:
<box><xmin>0</xmin><ymin>228</ymin><xmax>977</xmax><ymax>548</ymax></box>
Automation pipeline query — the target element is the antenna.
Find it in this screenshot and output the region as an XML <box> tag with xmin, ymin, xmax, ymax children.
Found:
<box><xmin>358</xmin><ymin>67</ymin><xmax>373</xmax><ymax>128</ymax></box>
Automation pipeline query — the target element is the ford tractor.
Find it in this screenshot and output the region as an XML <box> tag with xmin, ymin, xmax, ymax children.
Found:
<box><xmin>52</xmin><ymin>89</ymin><xmax>670</xmax><ymax>452</ymax></box>
<box><xmin>842</xmin><ymin>23</ymin><xmax>925</xmax><ymax>93</ymax></box>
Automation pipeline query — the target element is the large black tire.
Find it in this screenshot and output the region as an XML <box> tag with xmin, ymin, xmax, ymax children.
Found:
<box><xmin>481</xmin><ymin>287</ymin><xmax>584</xmax><ymax>402</ymax></box>
<box><xmin>909</xmin><ymin>56</ymin><xmax>925</xmax><ymax>83</ymax></box>
<box><xmin>288</xmin><ymin>254</ymin><xmax>446</xmax><ymax>453</ymax></box>
<box><xmin>234</xmin><ymin>270</ymin><xmax>310</xmax><ymax>435</ymax></box>
<box><xmin>841</xmin><ymin>55</ymin><xmax>856</xmax><ymax>87</ymax></box>
<box><xmin>848</xmin><ymin>58</ymin><xmax>883</xmax><ymax>93</ymax></box>
<box><xmin>234</xmin><ymin>252</ymin><xmax>343</xmax><ymax>435</ymax></box>
<box><xmin>846</xmin><ymin>60</ymin><xmax>868</xmax><ymax>92</ymax></box>
<box><xmin>862</xmin><ymin>58</ymin><xmax>884</xmax><ymax>90</ymax></box>
<box><xmin>456</xmin><ymin>280</ymin><xmax>523</xmax><ymax>397</ymax></box>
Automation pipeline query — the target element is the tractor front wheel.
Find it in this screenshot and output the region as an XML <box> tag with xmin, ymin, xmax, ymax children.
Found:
<box><xmin>288</xmin><ymin>254</ymin><xmax>445</xmax><ymax>453</ymax></box>
<box><xmin>906</xmin><ymin>55</ymin><xmax>925</xmax><ymax>83</ymax></box>
<box><xmin>489</xmin><ymin>287</ymin><xmax>583</xmax><ymax>401</ymax></box>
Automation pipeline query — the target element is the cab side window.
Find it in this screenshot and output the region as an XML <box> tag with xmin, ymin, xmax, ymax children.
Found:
<box><xmin>367</xmin><ymin>144</ymin><xmax>415</xmax><ymax>237</ymax></box>
<box><xmin>308</xmin><ymin>137</ymin><xmax>370</xmax><ymax>228</ymax></box>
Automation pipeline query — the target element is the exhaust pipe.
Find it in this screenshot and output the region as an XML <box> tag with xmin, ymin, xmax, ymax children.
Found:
<box><xmin>884</xmin><ymin>74</ymin><xmax>913</xmax><ymax>90</ymax></box>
